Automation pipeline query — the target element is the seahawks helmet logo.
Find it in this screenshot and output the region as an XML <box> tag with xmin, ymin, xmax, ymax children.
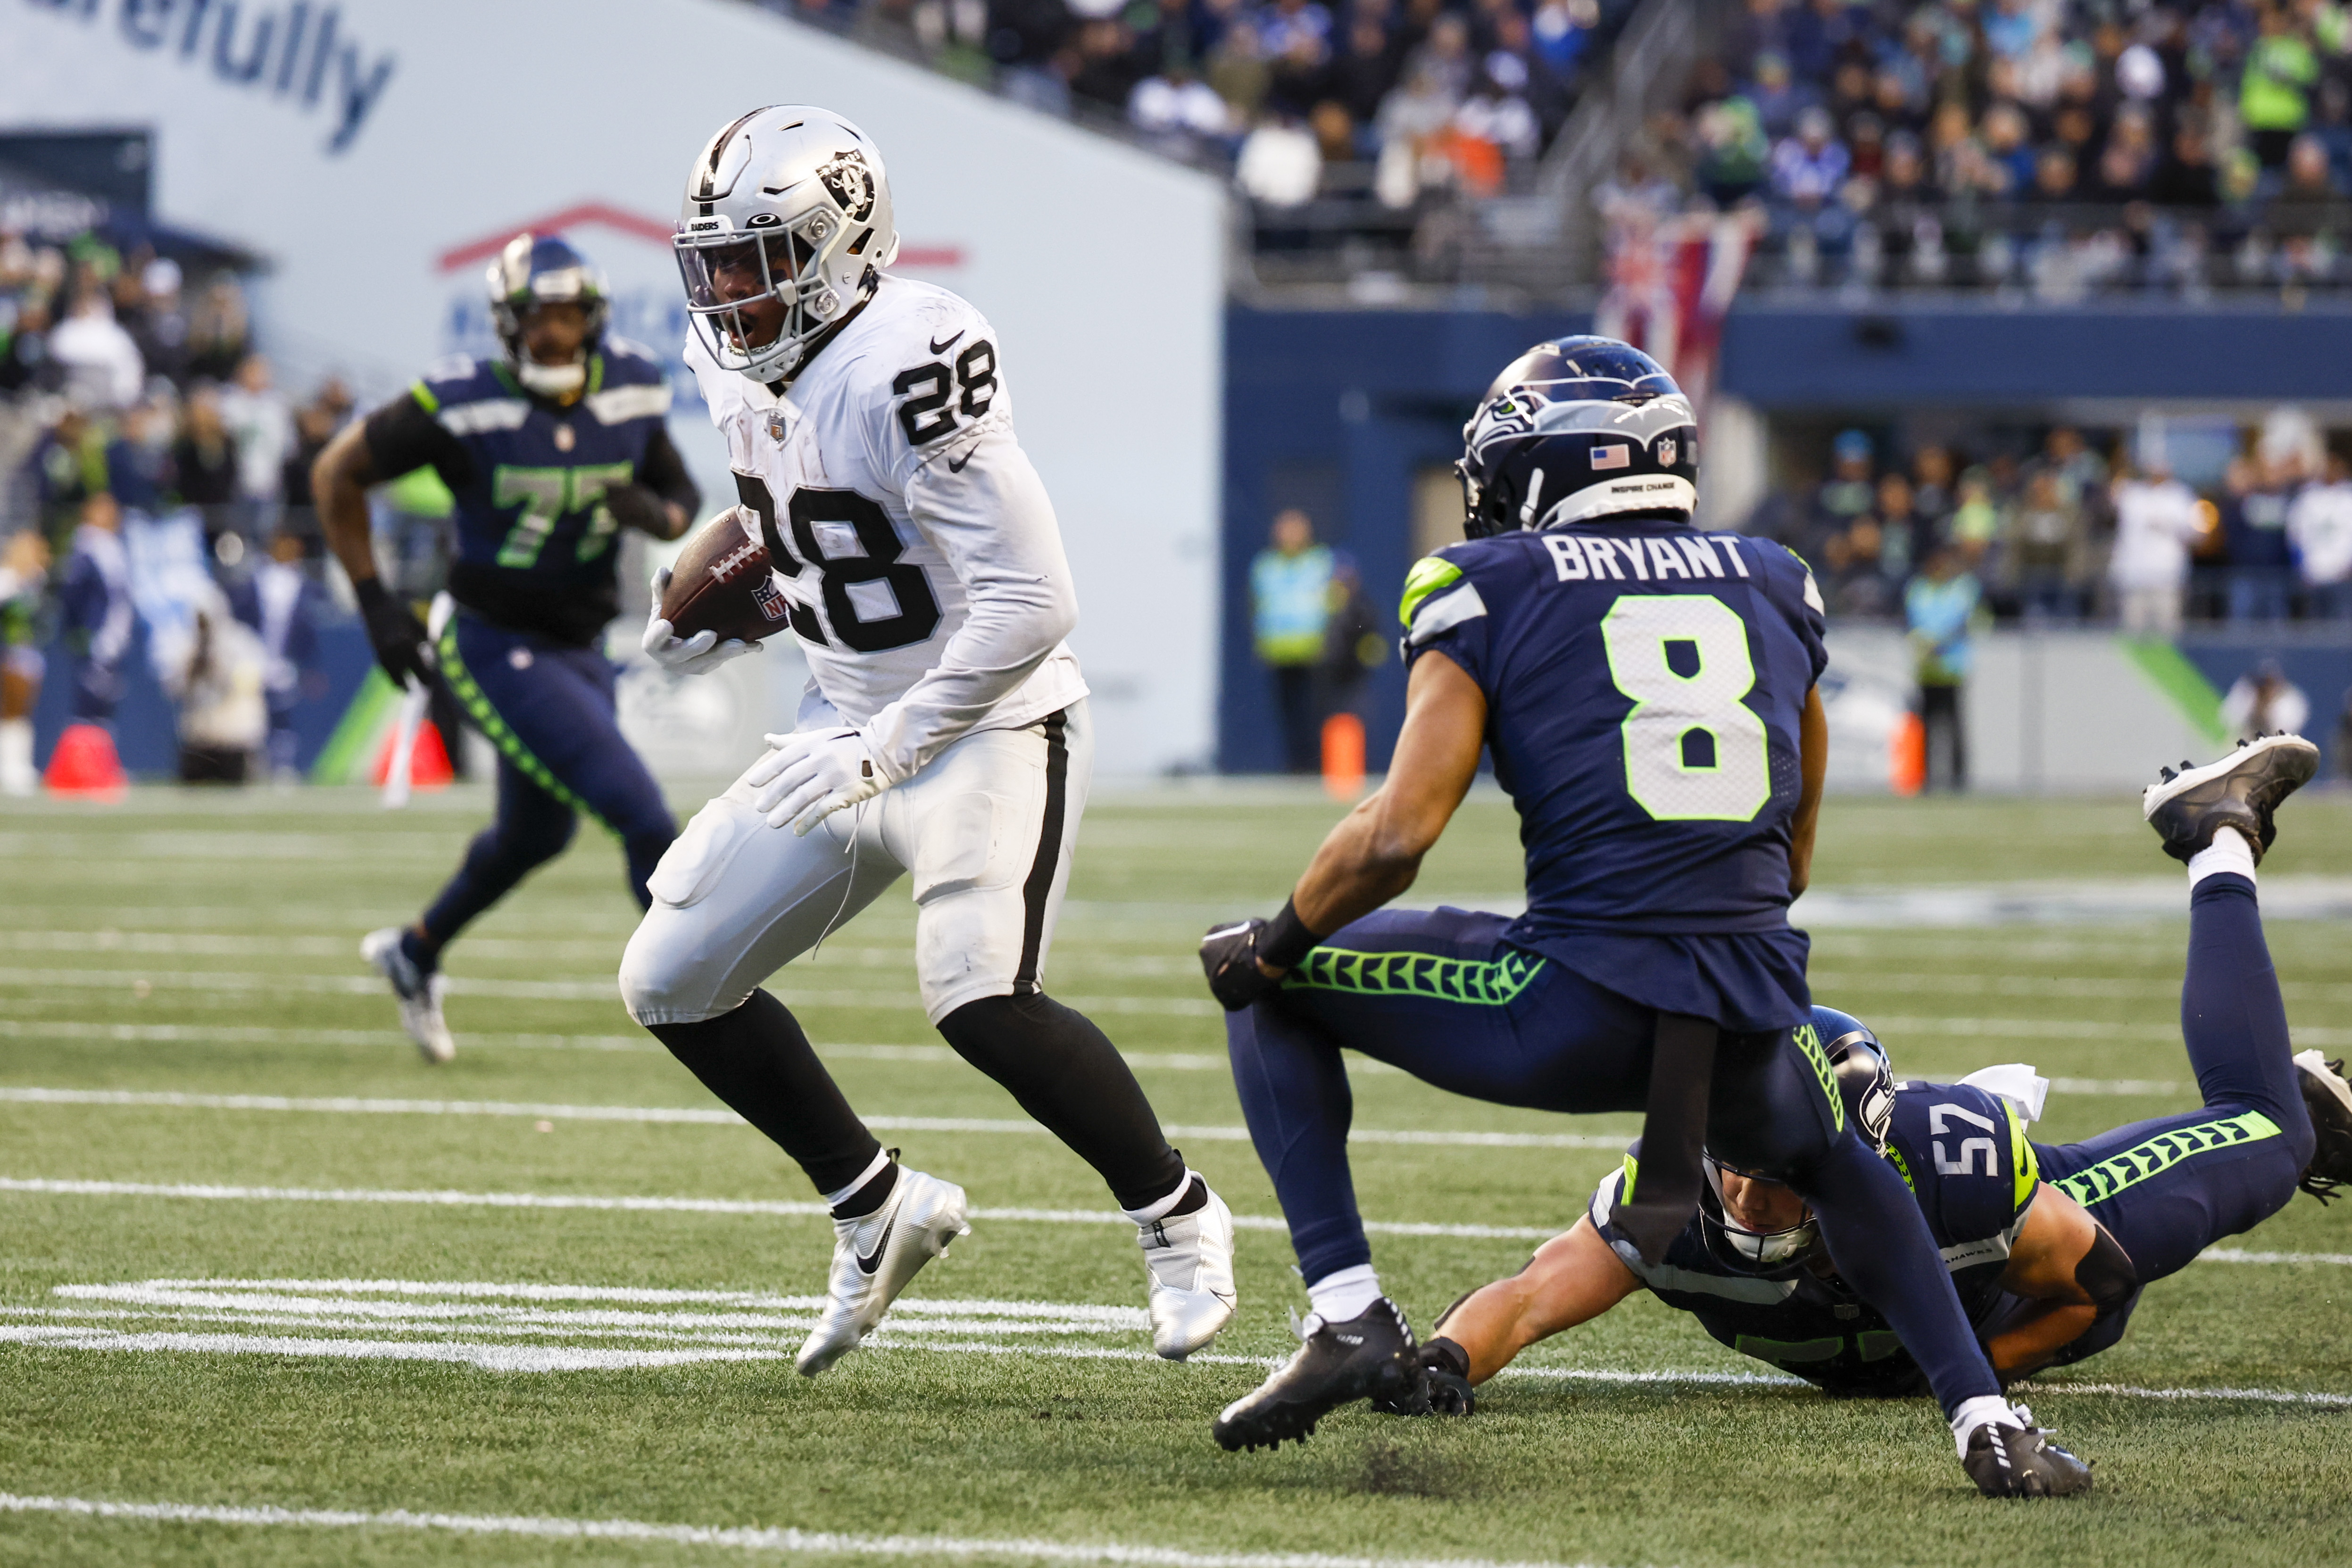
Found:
<box><xmin>818</xmin><ymin>151</ymin><xmax>877</xmax><ymax>222</ymax></box>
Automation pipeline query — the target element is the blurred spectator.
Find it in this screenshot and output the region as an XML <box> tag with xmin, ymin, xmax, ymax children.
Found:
<box><xmin>1875</xmin><ymin>470</ymin><xmax>1924</xmax><ymax>583</ymax></box>
<box><xmin>1946</xmin><ymin>469</ymin><xmax>2003</xmax><ymax>563</ymax></box>
<box><xmin>1771</xmin><ymin>106</ymin><xmax>1850</xmax><ymax>201</ymax></box>
<box><xmin>2289</xmin><ymin>450</ymin><xmax>2352</xmax><ymax>617</ymax></box>
<box><xmin>1911</xmin><ymin>446</ymin><xmax>1955</xmax><ymax>532</ymax></box>
<box><xmin>1131</xmin><ymin>62</ymin><xmax>1236</xmax><ymax>145</ymax></box>
<box><xmin>218</xmin><ymin>354</ymin><xmax>292</xmax><ymax>537</ymax></box>
<box><xmin>229</xmin><ymin>530</ymin><xmax>325</xmax><ymax>780</ymax></box>
<box><xmin>2221</xmin><ymin>656</ymin><xmax>2311</xmax><ymax>735</ymax></box>
<box><xmin>184</xmin><ymin>277</ymin><xmax>250</xmax><ymax>384</ymax></box>
<box><xmin>1208</xmin><ymin>21</ymin><xmax>1274</xmax><ymax>126</ymax></box>
<box><xmin>1376</xmin><ymin>64</ymin><xmax>1461</xmax><ymax>206</ymax></box>
<box><xmin>1237</xmin><ymin>112</ymin><xmax>1323</xmax><ymax>206</ymax></box>
<box><xmin>30</xmin><ymin>406</ymin><xmax>111</xmax><ymax>543</ymax></box>
<box><xmin>166</xmin><ymin>597</ymin><xmax>267</xmax><ymax>784</ymax></box>
<box><xmin>0</xmin><ymin>527</ymin><xmax>47</xmax><ymax>796</ymax></box>
<box><xmin>2005</xmin><ymin>467</ymin><xmax>2091</xmax><ymax>621</ymax></box>
<box><xmin>2110</xmin><ymin>456</ymin><xmax>2205</xmax><ymax>637</ymax></box>
<box><xmin>47</xmin><ymin>286</ymin><xmax>143</xmax><ymax>410</ymax></box>
<box><xmin>2241</xmin><ymin>4</ymin><xmax>2319</xmax><ymax>169</ymax></box>
<box><xmin>1906</xmin><ymin>543</ymin><xmax>1982</xmax><ymax>793</ymax></box>
<box><xmin>1529</xmin><ymin>0</ymin><xmax>1595</xmax><ymax>79</ymax></box>
<box><xmin>170</xmin><ymin>384</ymin><xmax>241</xmax><ymax>537</ymax></box>
<box><xmin>58</xmin><ymin>491</ymin><xmax>132</xmax><ymax>726</ymax></box>
<box><xmin>1330</xmin><ymin>17</ymin><xmax>1403</xmax><ymax>126</ymax></box>
<box><xmin>1251</xmin><ymin>506</ymin><xmax>1335</xmax><ymax>773</ymax></box>
<box><xmin>2223</xmin><ymin>452</ymin><xmax>2299</xmax><ymax>621</ymax></box>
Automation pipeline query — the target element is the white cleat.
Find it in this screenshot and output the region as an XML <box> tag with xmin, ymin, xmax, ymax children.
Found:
<box><xmin>796</xmin><ymin>1166</ymin><xmax>970</xmax><ymax>1377</ymax></box>
<box><xmin>360</xmin><ymin>926</ymin><xmax>455</xmax><ymax>1064</ymax></box>
<box><xmin>1139</xmin><ymin>1181</ymin><xmax>1238</xmax><ymax>1359</ymax></box>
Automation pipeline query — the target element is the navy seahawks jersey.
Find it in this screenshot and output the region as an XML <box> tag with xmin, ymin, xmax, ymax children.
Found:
<box><xmin>363</xmin><ymin>339</ymin><xmax>691</xmax><ymax>645</ymax></box>
<box><xmin>1588</xmin><ymin>1080</ymin><xmax>2038</xmax><ymax>1397</ymax></box>
<box><xmin>1399</xmin><ymin>520</ymin><xmax>1827</xmax><ymax>1029</ymax></box>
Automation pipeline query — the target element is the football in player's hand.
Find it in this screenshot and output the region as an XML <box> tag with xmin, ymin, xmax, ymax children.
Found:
<box><xmin>660</xmin><ymin>506</ymin><xmax>792</xmax><ymax>646</ymax></box>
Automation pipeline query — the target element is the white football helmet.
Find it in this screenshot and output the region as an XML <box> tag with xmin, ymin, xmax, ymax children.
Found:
<box><xmin>674</xmin><ymin>105</ymin><xmax>901</xmax><ymax>383</ymax></box>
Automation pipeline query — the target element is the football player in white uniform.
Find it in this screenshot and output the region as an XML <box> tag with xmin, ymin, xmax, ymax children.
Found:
<box><xmin>623</xmin><ymin>106</ymin><xmax>1237</xmax><ymax>1376</ymax></box>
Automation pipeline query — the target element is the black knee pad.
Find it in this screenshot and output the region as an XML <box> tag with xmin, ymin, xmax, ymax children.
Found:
<box><xmin>2077</xmin><ymin>1220</ymin><xmax>2139</xmax><ymax>1313</ymax></box>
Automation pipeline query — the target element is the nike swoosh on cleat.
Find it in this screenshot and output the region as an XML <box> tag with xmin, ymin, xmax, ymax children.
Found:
<box><xmin>929</xmin><ymin>331</ymin><xmax>963</xmax><ymax>355</ymax></box>
<box><xmin>856</xmin><ymin>1212</ymin><xmax>898</xmax><ymax>1275</ymax></box>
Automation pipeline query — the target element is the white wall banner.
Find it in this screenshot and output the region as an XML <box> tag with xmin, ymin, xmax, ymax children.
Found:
<box><xmin>5</xmin><ymin>0</ymin><xmax>1226</xmax><ymax>775</ymax></box>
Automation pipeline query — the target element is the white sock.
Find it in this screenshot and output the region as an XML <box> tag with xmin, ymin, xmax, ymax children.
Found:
<box><xmin>1305</xmin><ymin>1263</ymin><xmax>1383</xmax><ymax>1324</ymax></box>
<box><xmin>0</xmin><ymin>718</ymin><xmax>31</xmax><ymax>795</ymax></box>
<box><xmin>822</xmin><ymin>1148</ymin><xmax>894</xmax><ymax>1212</ymax></box>
<box><xmin>1950</xmin><ymin>1394</ymin><xmax>2020</xmax><ymax>1457</ymax></box>
<box><xmin>2187</xmin><ymin>824</ymin><xmax>2258</xmax><ymax>888</ymax></box>
<box><xmin>1122</xmin><ymin>1169</ymin><xmax>1201</xmax><ymax>1225</ymax></box>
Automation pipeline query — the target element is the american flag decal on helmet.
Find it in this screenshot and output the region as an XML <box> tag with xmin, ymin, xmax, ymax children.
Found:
<box><xmin>1590</xmin><ymin>444</ymin><xmax>1630</xmax><ymax>470</ymax></box>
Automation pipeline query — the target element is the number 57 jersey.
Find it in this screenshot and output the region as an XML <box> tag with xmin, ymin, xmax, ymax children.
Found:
<box><xmin>1398</xmin><ymin>519</ymin><xmax>1828</xmax><ymax>1031</ymax></box>
<box><xmin>688</xmin><ymin>275</ymin><xmax>1087</xmax><ymax>779</ymax></box>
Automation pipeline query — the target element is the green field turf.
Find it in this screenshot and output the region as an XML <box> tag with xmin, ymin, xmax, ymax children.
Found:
<box><xmin>1</xmin><ymin>782</ymin><xmax>2349</xmax><ymax>1567</ymax></box>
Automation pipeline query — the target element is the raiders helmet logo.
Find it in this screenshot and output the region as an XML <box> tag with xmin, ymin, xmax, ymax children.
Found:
<box><xmin>818</xmin><ymin>150</ymin><xmax>877</xmax><ymax>222</ymax></box>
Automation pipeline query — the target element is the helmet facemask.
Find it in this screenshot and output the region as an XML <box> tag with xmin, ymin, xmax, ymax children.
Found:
<box><xmin>1698</xmin><ymin>1157</ymin><xmax>1821</xmax><ymax>1275</ymax></box>
<box><xmin>488</xmin><ymin>234</ymin><xmax>608</xmax><ymax>398</ymax></box>
<box><xmin>676</xmin><ymin>207</ymin><xmax>858</xmax><ymax>383</ymax></box>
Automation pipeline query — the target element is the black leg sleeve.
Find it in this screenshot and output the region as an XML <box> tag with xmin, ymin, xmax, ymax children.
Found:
<box><xmin>937</xmin><ymin>992</ymin><xmax>1186</xmax><ymax>1211</ymax></box>
<box><xmin>647</xmin><ymin>988</ymin><xmax>881</xmax><ymax>1196</ymax></box>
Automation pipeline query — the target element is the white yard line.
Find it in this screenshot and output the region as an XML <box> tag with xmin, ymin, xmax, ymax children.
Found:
<box><xmin>0</xmin><ymin>1087</ymin><xmax>1624</xmax><ymax>1149</ymax></box>
<box><xmin>0</xmin><ymin>1492</ymin><xmax>1599</xmax><ymax>1568</ymax></box>
<box><xmin>0</xmin><ymin>968</ymin><xmax>1223</xmax><ymax>1017</ymax></box>
<box><xmin>0</xmin><ymin>1177</ymin><xmax>1564</xmax><ymax>1241</ymax></box>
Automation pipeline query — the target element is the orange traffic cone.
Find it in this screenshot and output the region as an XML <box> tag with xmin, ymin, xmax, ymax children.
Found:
<box><xmin>371</xmin><ymin>721</ymin><xmax>454</xmax><ymax>791</ymax></box>
<box><xmin>1889</xmin><ymin>712</ymin><xmax>1926</xmax><ymax>798</ymax></box>
<box><xmin>43</xmin><ymin>721</ymin><xmax>128</xmax><ymax>800</ymax></box>
<box><xmin>1321</xmin><ymin>712</ymin><xmax>1366</xmax><ymax>801</ymax></box>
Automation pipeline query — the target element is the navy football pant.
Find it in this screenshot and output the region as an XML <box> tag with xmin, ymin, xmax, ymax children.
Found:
<box><xmin>2031</xmin><ymin>873</ymin><xmax>2314</xmax><ymax>1364</ymax></box>
<box><xmin>417</xmin><ymin>615</ymin><xmax>675</xmax><ymax>956</ymax></box>
<box><xmin>1229</xmin><ymin>906</ymin><xmax>2002</xmax><ymax>1412</ymax></box>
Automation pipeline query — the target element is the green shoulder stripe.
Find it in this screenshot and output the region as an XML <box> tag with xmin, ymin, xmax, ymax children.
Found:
<box><xmin>1398</xmin><ymin>556</ymin><xmax>1464</xmax><ymax>629</ymax></box>
<box><xmin>408</xmin><ymin>380</ymin><xmax>440</xmax><ymax>415</ymax></box>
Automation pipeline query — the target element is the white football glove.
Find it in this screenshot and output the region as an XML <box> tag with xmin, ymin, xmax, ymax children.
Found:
<box><xmin>743</xmin><ymin>728</ymin><xmax>890</xmax><ymax>835</ymax></box>
<box><xmin>642</xmin><ymin>565</ymin><xmax>762</xmax><ymax>676</ymax></box>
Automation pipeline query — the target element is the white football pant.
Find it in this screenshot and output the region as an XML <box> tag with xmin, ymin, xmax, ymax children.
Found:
<box><xmin>620</xmin><ymin>700</ymin><xmax>1090</xmax><ymax>1027</ymax></box>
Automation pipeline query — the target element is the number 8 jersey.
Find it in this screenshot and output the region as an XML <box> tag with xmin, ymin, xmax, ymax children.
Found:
<box><xmin>687</xmin><ymin>275</ymin><xmax>1086</xmax><ymax>781</ymax></box>
<box><xmin>1397</xmin><ymin>518</ymin><xmax>1828</xmax><ymax>1031</ymax></box>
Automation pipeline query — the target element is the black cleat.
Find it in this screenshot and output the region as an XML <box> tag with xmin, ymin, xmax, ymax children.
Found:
<box><xmin>1373</xmin><ymin>1336</ymin><xmax>1474</xmax><ymax>1418</ymax></box>
<box><xmin>1962</xmin><ymin>1418</ymin><xmax>2094</xmax><ymax>1498</ymax></box>
<box><xmin>1214</xmin><ymin>1299</ymin><xmax>1424</xmax><ymax>1451</ymax></box>
<box><xmin>2142</xmin><ymin>733</ymin><xmax>2319</xmax><ymax>865</ymax></box>
<box><xmin>2295</xmin><ymin>1051</ymin><xmax>2352</xmax><ymax>1204</ymax></box>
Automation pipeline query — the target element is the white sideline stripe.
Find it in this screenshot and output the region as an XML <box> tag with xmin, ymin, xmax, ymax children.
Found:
<box><xmin>0</xmin><ymin>968</ymin><xmax>1223</xmax><ymax>1017</ymax></box>
<box><xmin>0</xmin><ymin>1492</ymin><xmax>1596</xmax><ymax>1568</ymax></box>
<box><xmin>0</xmin><ymin>1178</ymin><xmax>1562</xmax><ymax>1241</ymax></box>
<box><xmin>2198</xmin><ymin>1247</ymin><xmax>2352</xmax><ymax>1266</ymax></box>
<box><xmin>1502</xmin><ymin>1367</ymin><xmax>2352</xmax><ymax>1405</ymax></box>
<box><xmin>0</xmin><ymin>1087</ymin><xmax>1625</xmax><ymax>1150</ymax></box>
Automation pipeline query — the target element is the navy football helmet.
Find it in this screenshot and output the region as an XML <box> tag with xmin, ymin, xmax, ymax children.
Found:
<box><xmin>1455</xmin><ymin>336</ymin><xmax>1698</xmax><ymax>538</ymax></box>
<box><xmin>1695</xmin><ymin>1007</ymin><xmax>1897</xmax><ymax>1277</ymax></box>
<box><xmin>487</xmin><ymin>233</ymin><xmax>609</xmax><ymax>394</ymax></box>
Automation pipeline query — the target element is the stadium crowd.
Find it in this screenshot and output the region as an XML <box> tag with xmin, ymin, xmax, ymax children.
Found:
<box><xmin>1751</xmin><ymin>415</ymin><xmax>2352</xmax><ymax>628</ymax></box>
<box><xmin>1650</xmin><ymin>0</ymin><xmax>2352</xmax><ymax>292</ymax></box>
<box><xmin>0</xmin><ymin>226</ymin><xmax>337</xmax><ymax>793</ymax></box>
<box><xmin>759</xmin><ymin>0</ymin><xmax>1623</xmax><ymax>207</ymax></box>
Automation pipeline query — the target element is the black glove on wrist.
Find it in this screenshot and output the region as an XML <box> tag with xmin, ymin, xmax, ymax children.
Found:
<box><xmin>604</xmin><ymin>482</ymin><xmax>676</xmax><ymax>539</ymax></box>
<box><xmin>1199</xmin><ymin>901</ymin><xmax>1323</xmax><ymax>1012</ymax></box>
<box><xmin>354</xmin><ymin>577</ymin><xmax>435</xmax><ymax>689</ymax></box>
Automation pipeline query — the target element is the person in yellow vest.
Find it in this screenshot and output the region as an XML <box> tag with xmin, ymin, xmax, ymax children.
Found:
<box><xmin>2243</xmin><ymin>4</ymin><xmax>2321</xmax><ymax>169</ymax></box>
<box><xmin>1249</xmin><ymin>508</ymin><xmax>1335</xmax><ymax>772</ymax></box>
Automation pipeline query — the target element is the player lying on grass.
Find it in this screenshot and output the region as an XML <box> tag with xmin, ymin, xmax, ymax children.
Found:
<box><xmin>1198</xmin><ymin>337</ymin><xmax>2083</xmax><ymax>1496</ymax></box>
<box><xmin>621</xmin><ymin>107</ymin><xmax>1236</xmax><ymax>1377</ymax></box>
<box><xmin>317</xmin><ymin>235</ymin><xmax>698</xmax><ymax>1063</ymax></box>
<box><xmin>1406</xmin><ymin>736</ymin><xmax>2349</xmax><ymax>1412</ymax></box>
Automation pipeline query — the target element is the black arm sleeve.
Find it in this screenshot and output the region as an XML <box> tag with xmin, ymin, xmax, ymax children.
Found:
<box><xmin>636</xmin><ymin>421</ymin><xmax>700</xmax><ymax>517</ymax></box>
<box><xmin>361</xmin><ymin>390</ymin><xmax>474</xmax><ymax>493</ymax></box>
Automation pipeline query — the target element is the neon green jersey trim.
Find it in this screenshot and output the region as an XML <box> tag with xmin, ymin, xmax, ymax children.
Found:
<box><xmin>1284</xmin><ymin>945</ymin><xmax>1545</xmax><ymax>1006</ymax></box>
<box><xmin>2054</xmin><ymin>1110</ymin><xmax>2282</xmax><ymax>1208</ymax></box>
<box><xmin>1397</xmin><ymin>556</ymin><xmax>1464</xmax><ymax>629</ymax></box>
<box><xmin>409</xmin><ymin>380</ymin><xmax>440</xmax><ymax>415</ymax></box>
<box><xmin>436</xmin><ymin>621</ymin><xmax>615</xmax><ymax>838</ymax></box>
<box><xmin>1793</xmin><ymin>1021</ymin><xmax>1843</xmax><ymax>1134</ymax></box>
<box><xmin>2006</xmin><ymin>1099</ymin><xmax>2039</xmax><ymax>1214</ymax></box>
<box><xmin>1621</xmin><ymin>1153</ymin><xmax>1639</xmax><ymax>1204</ymax></box>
